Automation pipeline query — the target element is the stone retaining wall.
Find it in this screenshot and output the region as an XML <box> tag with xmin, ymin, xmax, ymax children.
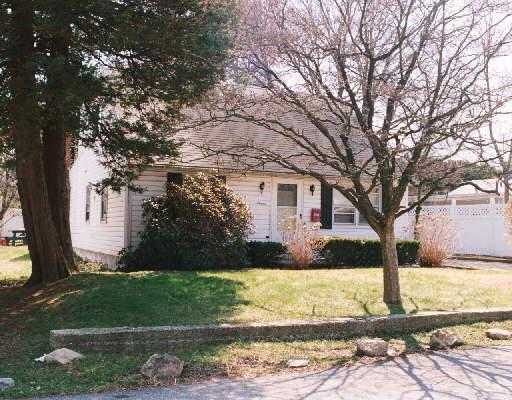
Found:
<box><xmin>50</xmin><ymin>308</ymin><xmax>512</xmax><ymax>352</ymax></box>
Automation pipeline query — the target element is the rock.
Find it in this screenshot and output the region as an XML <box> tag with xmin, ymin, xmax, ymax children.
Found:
<box><xmin>286</xmin><ymin>359</ymin><xmax>309</xmax><ymax>368</ymax></box>
<box><xmin>486</xmin><ymin>328</ymin><xmax>512</xmax><ymax>340</ymax></box>
<box><xmin>356</xmin><ymin>338</ymin><xmax>389</xmax><ymax>357</ymax></box>
<box><xmin>430</xmin><ymin>329</ymin><xmax>463</xmax><ymax>350</ymax></box>
<box><xmin>44</xmin><ymin>348</ymin><xmax>84</xmax><ymax>365</ymax></box>
<box><xmin>0</xmin><ymin>378</ymin><xmax>14</xmax><ymax>390</ymax></box>
<box><xmin>141</xmin><ymin>354</ymin><xmax>184</xmax><ymax>380</ymax></box>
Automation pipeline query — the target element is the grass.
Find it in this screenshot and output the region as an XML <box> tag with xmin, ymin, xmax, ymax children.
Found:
<box><xmin>2</xmin><ymin>246</ymin><xmax>512</xmax><ymax>398</ymax></box>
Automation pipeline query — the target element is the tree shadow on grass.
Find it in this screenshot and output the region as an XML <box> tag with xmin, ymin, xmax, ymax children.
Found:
<box><xmin>0</xmin><ymin>271</ymin><xmax>249</xmax><ymax>334</ymax></box>
<box><xmin>9</xmin><ymin>253</ymin><xmax>31</xmax><ymax>262</ymax></box>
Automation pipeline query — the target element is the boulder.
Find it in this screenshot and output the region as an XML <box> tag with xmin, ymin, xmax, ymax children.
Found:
<box><xmin>44</xmin><ymin>348</ymin><xmax>84</xmax><ymax>365</ymax></box>
<box><xmin>286</xmin><ymin>359</ymin><xmax>309</xmax><ymax>368</ymax></box>
<box><xmin>0</xmin><ymin>378</ymin><xmax>14</xmax><ymax>390</ymax></box>
<box><xmin>141</xmin><ymin>354</ymin><xmax>184</xmax><ymax>380</ymax></box>
<box><xmin>486</xmin><ymin>328</ymin><xmax>512</xmax><ymax>340</ymax></box>
<box><xmin>430</xmin><ymin>329</ymin><xmax>463</xmax><ymax>350</ymax></box>
<box><xmin>356</xmin><ymin>338</ymin><xmax>389</xmax><ymax>357</ymax></box>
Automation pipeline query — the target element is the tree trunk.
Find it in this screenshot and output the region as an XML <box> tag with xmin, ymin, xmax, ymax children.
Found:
<box><xmin>43</xmin><ymin>129</ymin><xmax>75</xmax><ymax>270</ymax></box>
<box><xmin>379</xmin><ymin>218</ymin><xmax>402</xmax><ymax>305</ymax></box>
<box><xmin>42</xmin><ymin>6</ymin><xmax>76</xmax><ymax>270</ymax></box>
<box><xmin>9</xmin><ymin>0</ymin><xmax>71</xmax><ymax>285</ymax></box>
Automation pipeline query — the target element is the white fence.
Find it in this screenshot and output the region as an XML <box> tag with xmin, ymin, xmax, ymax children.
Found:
<box><xmin>408</xmin><ymin>199</ymin><xmax>512</xmax><ymax>257</ymax></box>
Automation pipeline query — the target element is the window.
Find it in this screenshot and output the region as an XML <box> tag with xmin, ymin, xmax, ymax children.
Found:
<box><xmin>85</xmin><ymin>184</ymin><xmax>91</xmax><ymax>222</ymax></box>
<box><xmin>358</xmin><ymin>189</ymin><xmax>380</xmax><ymax>225</ymax></box>
<box><xmin>333</xmin><ymin>190</ymin><xmax>356</xmax><ymax>224</ymax></box>
<box><xmin>100</xmin><ymin>189</ymin><xmax>108</xmax><ymax>222</ymax></box>
<box><xmin>333</xmin><ymin>189</ymin><xmax>380</xmax><ymax>225</ymax></box>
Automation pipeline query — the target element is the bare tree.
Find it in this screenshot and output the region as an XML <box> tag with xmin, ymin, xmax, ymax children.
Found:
<box><xmin>199</xmin><ymin>0</ymin><xmax>512</xmax><ymax>304</ymax></box>
<box><xmin>482</xmin><ymin>39</ymin><xmax>512</xmax><ymax>202</ymax></box>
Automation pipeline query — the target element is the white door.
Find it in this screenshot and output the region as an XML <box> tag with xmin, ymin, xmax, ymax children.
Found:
<box><xmin>271</xmin><ymin>179</ymin><xmax>303</xmax><ymax>241</ymax></box>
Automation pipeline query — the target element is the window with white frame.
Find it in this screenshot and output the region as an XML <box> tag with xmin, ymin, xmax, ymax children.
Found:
<box><xmin>333</xmin><ymin>190</ymin><xmax>356</xmax><ymax>224</ymax></box>
<box><xmin>100</xmin><ymin>189</ymin><xmax>108</xmax><ymax>222</ymax></box>
<box><xmin>333</xmin><ymin>188</ymin><xmax>380</xmax><ymax>225</ymax></box>
<box><xmin>85</xmin><ymin>184</ymin><xmax>91</xmax><ymax>222</ymax></box>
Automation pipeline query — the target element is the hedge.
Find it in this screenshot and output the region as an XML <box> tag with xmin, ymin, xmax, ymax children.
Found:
<box><xmin>321</xmin><ymin>238</ymin><xmax>419</xmax><ymax>266</ymax></box>
<box><xmin>247</xmin><ymin>238</ymin><xmax>419</xmax><ymax>267</ymax></box>
<box><xmin>247</xmin><ymin>241</ymin><xmax>285</xmax><ymax>266</ymax></box>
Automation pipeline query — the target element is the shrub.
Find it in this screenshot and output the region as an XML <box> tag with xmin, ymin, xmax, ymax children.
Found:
<box><xmin>416</xmin><ymin>214</ymin><xmax>457</xmax><ymax>267</ymax></box>
<box><xmin>119</xmin><ymin>173</ymin><xmax>254</xmax><ymax>271</ymax></box>
<box><xmin>247</xmin><ymin>241</ymin><xmax>285</xmax><ymax>266</ymax></box>
<box><xmin>321</xmin><ymin>238</ymin><xmax>419</xmax><ymax>267</ymax></box>
<box><xmin>280</xmin><ymin>217</ymin><xmax>325</xmax><ymax>269</ymax></box>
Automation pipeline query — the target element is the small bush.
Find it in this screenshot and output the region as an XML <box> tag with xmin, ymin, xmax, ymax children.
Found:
<box><xmin>247</xmin><ymin>241</ymin><xmax>285</xmax><ymax>266</ymax></box>
<box><xmin>416</xmin><ymin>214</ymin><xmax>457</xmax><ymax>267</ymax></box>
<box><xmin>119</xmin><ymin>173</ymin><xmax>254</xmax><ymax>271</ymax></box>
<box><xmin>322</xmin><ymin>238</ymin><xmax>419</xmax><ymax>267</ymax></box>
<box><xmin>279</xmin><ymin>217</ymin><xmax>325</xmax><ymax>269</ymax></box>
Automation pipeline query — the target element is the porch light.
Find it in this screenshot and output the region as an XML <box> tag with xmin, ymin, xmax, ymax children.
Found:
<box><xmin>310</xmin><ymin>184</ymin><xmax>315</xmax><ymax>196</ymax></box>
<box><xmin>259</xmin><ymin>182</ymin><xmax>265</xmax><ymax>193</ymax></box>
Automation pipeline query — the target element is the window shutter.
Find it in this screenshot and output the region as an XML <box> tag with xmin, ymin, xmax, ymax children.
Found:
<box><xmin>167</xmin><ymin>172</ymin><xmax>183</xmax><ymax>186</ymax></box>
<box><xmin>320</xmin><ymin>183</ymin><xmax>333</xmax><ymax>229</ymax></box>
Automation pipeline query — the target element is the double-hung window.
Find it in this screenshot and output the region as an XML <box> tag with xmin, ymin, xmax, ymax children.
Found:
<box><xmin>85</xmin><ymin>184</ymin><xmax>91</xmax><ymax>222</ymax></box>
<box><xmin>333</xmin><ymin>190</ymin><xmax>356</xmax><ymax>224</ymax></box>
<box><xmin>100</xmin><ymin>189</ymin><xmax>108</xmax><ymax>223</ymax></box>
<box><xmin>333</xmin><ymin>188</ymin><xmax>380</xmax><ymax>226</ymax></box>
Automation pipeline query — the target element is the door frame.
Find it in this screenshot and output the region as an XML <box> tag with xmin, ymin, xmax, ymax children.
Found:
<box><xmin>270</xmin><ymin>176</ymin><xmax>304</xmax><ymax>241</ymax></box>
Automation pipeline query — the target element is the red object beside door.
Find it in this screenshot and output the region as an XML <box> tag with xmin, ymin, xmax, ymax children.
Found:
<box><xmin>311</xmin><ymin>208</ymin><xmax>321</xmax><ymax>222</ymax></box>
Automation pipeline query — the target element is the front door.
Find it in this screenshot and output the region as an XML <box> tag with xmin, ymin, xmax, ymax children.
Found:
<box><xmin>271</xmin><ymin>179</ymin><xmax>303</xmax><ymax>241</ymax></box>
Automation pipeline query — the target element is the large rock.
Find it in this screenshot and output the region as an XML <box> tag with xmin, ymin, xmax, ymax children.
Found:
<box><xmin>0</xmin><ymin>378</ymin><xmax>14</xmax><ymax>390</ymax></box>
<box><xmin>141</xmin><ymin>354</ymin><xmax>184</xmax><ymax>380</ymax></box>
<box><xmin>486</xmin><ymin>328</ymin><xmax>512</xmax><ymax>340</ymax></box>
<box><xmin>356</xmin><ymin>338</ymin><xmax>389</xmax><ymax>357</ymax></box>
<box><xmin>430</xmin><ymin>329</ymin><xmax>463</xmax><ymax>350</ymax></box>
<box><xmin>286</xmin><ymin>359</ymin><xmax>309</xmax><ymax>368</ymax></box>
<box><xmin>44</xmin><ymin>348</ymin><xmax>84</xmax><ymax>365</ymax></box>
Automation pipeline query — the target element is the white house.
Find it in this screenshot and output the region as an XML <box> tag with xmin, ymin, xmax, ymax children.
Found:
<box><xmin>70</xmin><ymin>117</ymin><xmax>410</xmax><ymax>267</ymax></box>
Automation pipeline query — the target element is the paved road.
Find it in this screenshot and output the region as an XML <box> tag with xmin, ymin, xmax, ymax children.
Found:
<box><xmin>446</xmin><ymin>259</ymin><xmax>512</xmax><ymax>272</ymax></box>
<box><xmin>40</xmin><ymin>345</ymin><xmax>512</xmax><ymax>400</ymax></box>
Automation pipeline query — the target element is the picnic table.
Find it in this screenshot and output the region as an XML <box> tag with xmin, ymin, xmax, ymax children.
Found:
<box><xmin>6</xmin><ymin>230</ymin><xmax>27</xmax><ymax>246</ymax></box>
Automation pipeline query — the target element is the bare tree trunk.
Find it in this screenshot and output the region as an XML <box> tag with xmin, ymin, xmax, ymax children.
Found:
<box><xmin>42</xmin><ymin>6</ymin><xmax>76</xmax><ymax>270</ymax></box>
<box><xmin>9</xmin><ymin>0</ymin><xmax>70</xmax><ymax>285</ymax></box>
<box><xmin>43</xmin><ymin>129</ymin><xmax>75</xmax><ymax>270</ymax></box>
<box><xmin>379</xmin><ymin>218</ymin><xmax>402</xmax><ymax>305</ymax></box>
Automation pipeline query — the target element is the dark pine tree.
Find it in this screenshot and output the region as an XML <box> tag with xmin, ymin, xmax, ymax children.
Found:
<box><xmin>0</xmin><ymin>0</ymin><xmax>237</xmax><ymax>284</ymax></box>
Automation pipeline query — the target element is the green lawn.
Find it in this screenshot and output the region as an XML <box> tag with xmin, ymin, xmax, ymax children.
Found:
<box><xmin>2</xmin><ymin>246</ymin><xmax>512</xmax><ymax>398</ymax></box>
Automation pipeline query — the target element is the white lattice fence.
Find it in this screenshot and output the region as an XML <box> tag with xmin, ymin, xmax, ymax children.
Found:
<box><xmin>407</xmin><ymin>200</ymin><xmax>512</xmax><ymax>257</ymax></box>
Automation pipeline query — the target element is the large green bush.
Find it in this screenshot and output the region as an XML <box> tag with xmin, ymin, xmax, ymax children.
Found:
<box><xmin>119</xmin><ymin>174</ymin><xmax>254</xmax><ymax>271</ymax></box>
<box><xmin>321</xmin><ymin>238</ymin><xmax>419</xmax><ymax>267</ymax></box>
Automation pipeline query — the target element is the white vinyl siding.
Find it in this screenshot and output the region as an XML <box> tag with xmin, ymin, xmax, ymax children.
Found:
<box><xmin>71</xmin><ymin>151</ymin><xmax>411</xmax><ymax>267</ymax></box>
<box><xmin>69</xmin><ymin>147</ymin><xmax>126</xmax><ymax>263</ymax></box>
<box><xmin>128</xmin><ymin>169</ymin><xmax>273</xmax><ymax>247</ymax></box>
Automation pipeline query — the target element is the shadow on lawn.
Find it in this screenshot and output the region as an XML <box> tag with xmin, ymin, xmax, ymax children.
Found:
<box><xmin>9</xmin><ymin>253</ymin><xmax>31</xmax><ymax>262</ymax></box>
<box><xmin>0</xmin><ymin>271</ymin><xmax>248</xmax><ymax>332</ymax></box>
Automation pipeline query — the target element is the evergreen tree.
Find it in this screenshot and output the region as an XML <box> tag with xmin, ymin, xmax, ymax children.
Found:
<box><xmin>0</xmin><ymin>0</ymin><xmax>237</xmax><ymax>283</ymax></box>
